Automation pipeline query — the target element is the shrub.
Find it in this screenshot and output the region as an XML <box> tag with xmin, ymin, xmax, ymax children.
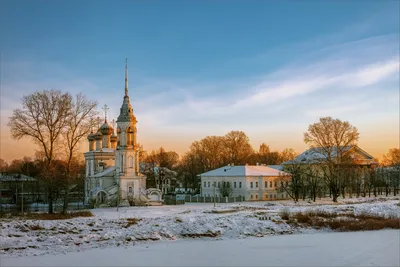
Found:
<box><xmin>279</xmin><ymin>209</ymin><xmax>291</xmax><ymax>220</ymax></box>
<box><xmin>24</xmin><ymin>210</ymin><xmax>93</xmax><ymax>220</ymax></box>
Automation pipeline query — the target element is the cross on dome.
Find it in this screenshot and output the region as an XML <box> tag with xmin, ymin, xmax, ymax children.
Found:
<box><xmin>102</xmin><ymin>104</ymin><xmax>110</xmax><ymax>122</ymax></box>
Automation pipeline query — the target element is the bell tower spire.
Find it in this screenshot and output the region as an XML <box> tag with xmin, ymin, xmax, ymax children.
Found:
<box><xmin>125</xmin><ymin>58</ymin><xmax>128</xmax><ymax>97</ymax></box>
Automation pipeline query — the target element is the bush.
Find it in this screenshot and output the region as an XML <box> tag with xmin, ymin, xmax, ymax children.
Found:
<box><xmin>279</xmin><ymin>209</ymin><xmax>291</xmax><ymax>220</ymax></box>
<box><xmin>288</xmin><ymin>210</ymin><xmax>400</xmax><ymax>231</ymax></box>
<box><xmin>24</xmin><ymin>210</ymin><xmax>93</xmax><ymax>220</ymax></box>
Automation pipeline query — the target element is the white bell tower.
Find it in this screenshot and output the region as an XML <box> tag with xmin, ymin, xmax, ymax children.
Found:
<box><xmin>115</xmin><ymin>59</ymin><xmax>145</xmax><ymax>202</ymax></box>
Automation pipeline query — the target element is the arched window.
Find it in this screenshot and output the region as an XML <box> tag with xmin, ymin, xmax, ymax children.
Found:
<box><xmin>129</xmin><ymin>156</ymin><xmax>133</xmax><ymax>168</ymax></box>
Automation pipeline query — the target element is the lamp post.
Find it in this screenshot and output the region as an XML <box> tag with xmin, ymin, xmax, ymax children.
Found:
<box><xmin>160</xmin><ymin>168</ymin><xmax>165</xmax><ymax>195</ymax></box>
<box><xmin>213</xmin><ymin>181</ymin><xmax>216</xmax><ymax>208</ymax></box>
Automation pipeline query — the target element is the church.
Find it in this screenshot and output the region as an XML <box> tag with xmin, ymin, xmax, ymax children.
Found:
<box><xmin>84</xmin><ymin>61</ymin><xmax>162</xmax><ymax>207</ymax></box>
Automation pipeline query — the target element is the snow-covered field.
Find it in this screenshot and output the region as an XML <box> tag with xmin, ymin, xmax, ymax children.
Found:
<box><xmin>1</xmin><ymin>197</ymin><xmax>399</xmax><ymax>261</ymax></box>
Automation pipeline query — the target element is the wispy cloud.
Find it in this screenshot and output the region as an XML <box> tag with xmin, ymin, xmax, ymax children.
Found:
<box><xmin>134</xmin><ymin>34</ymin><xmax>398</xmax><ymax>127</ymax></box>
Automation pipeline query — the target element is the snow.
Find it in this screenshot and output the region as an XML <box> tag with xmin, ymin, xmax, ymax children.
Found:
<box><xmin>2</xmin><ymin>230</ymin><xmax>399</xmax><ymax>267</ymax></box>
<box><xmin>1</xmin><ymin>197</ymin><xmax>399</xmax><ymax>260</ymax></box>
<box><xmin>199</xmin><ymin>165</ymin><xmax>289</xmax><ymax>177</ymax></box>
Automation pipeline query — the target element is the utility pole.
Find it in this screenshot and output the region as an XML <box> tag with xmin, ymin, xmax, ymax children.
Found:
<box><xmin>117</xmin><ymin>179</ymin><xmax>120</xmax><ymax>211</ymax></box>
<box><xmin>21</xmin><ymin>181</ymin><xmax>24</xmax><ymax>214</ymax></box>
<box><xmin>213</xmin><ymin>182</ymin><xmax>216</xmax><ymax>208</ymax></box>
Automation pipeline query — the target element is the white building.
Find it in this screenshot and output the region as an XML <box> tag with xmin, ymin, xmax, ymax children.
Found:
<box><xmin>84</xmin><ymin>60</ymin><xmax>162</xmax><ymax>207</ymax></box>
<box><xmin>199</xmin><ymin>165</ymin><xmax>291</xmax><ymax>201</ymax></box>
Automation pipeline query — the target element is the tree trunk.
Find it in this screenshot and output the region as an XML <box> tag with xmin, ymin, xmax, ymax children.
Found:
<box><xmin>62</xmin><ymin>186</ymin><xmax>69</xmax><ymax>214</ymax></box>
<box><xmin>48</xmin><ymin>186</ymin><xmax>54</xmax><ymax>214</ymax></box>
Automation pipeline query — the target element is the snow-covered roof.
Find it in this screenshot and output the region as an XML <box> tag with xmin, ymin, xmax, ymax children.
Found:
<box><xmin>0</xmin><ymin>174</ymin><xmax>37</xmax><ymax>182</ymax></box>
<box><xmin>199</xmin><ymin>165</ymin><xmax>289</xmax><ymax>177</ymax></box>
<box><xmin>267</xmin><ymin>165</ymin><xmax>284</xmax><ymax>171</ymax></box>
<box><xmin>92</xmin><ymin>166</ymin><xmax>117</xmax><ymax>178</ymax></box>
<box><xmin>283</xmin><ymin>145</ymin><xmax>374</xmax><ymax>165</ymax></box>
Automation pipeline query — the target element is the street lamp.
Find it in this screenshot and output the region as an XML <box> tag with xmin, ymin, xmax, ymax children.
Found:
<box><xmin>213</xmin><ymin>181</ymin><xmax>216</xmax><ymax>208</ymax></box>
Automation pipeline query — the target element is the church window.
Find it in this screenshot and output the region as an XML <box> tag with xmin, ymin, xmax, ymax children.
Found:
<box><xmin>129</xmin><ymin>156</ymin><xmax>133</xmax><ymax>168</ymax></box>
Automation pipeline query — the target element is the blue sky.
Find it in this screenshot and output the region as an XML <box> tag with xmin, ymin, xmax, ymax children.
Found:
<box><xmin>0</xmin><ymin>1</ymin><xmax>399</xmax><ymax>160</ymax></box>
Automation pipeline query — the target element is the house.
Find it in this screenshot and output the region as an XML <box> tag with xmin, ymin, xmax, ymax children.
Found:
<box><xmin>198</xmin><ymin>165</ymin><xmax>291</xmax><ymax>201</ymax></box>
<box><xmin>0</xmin><ymin>174</ymin><xmax>37</xmax><ymax>203</ymax></box>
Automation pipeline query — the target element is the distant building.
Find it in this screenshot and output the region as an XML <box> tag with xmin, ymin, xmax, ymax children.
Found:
<box><xmin>282</xmin><ymin>145</ymin><xmax>376</xmax><ymax>166</ymax></box>
<box><xmin>0</xmin><ymin>174</ymin><xmax>37</xmax><ymax>203</ymax></box>
<box><xmin>198</xmin><ymin>165</ymin><xmax>291</xmax><ymax>201</ymax></box>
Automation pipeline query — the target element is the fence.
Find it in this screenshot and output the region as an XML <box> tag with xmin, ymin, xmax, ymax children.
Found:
<box><xmin>0</xmin><ymin>202</ymin><xmax>90</xmax><ymax>216</ymax></box>
<box><xmin>185</xmin><ymin>195</ymin><xmax>245</xmax><ymax>203</ymax></box>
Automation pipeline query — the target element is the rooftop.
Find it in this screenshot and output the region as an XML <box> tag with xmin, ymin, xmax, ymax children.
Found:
<box><xmin>199</xmin><ymin>165</ymin><xmax>289</xmax><ymax>177</ymax></box>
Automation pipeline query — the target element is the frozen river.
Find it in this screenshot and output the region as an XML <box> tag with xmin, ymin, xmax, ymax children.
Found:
<box><xmin>2</xmin><ymin>230</ymin><xmax>399</xmax><ymax>267</ymax></box>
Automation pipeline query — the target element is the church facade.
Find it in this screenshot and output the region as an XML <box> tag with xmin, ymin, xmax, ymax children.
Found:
<box><xmin>84</xmin><ymin>61</ymin><xmax>162</xmax><ymax>207</ymax></box>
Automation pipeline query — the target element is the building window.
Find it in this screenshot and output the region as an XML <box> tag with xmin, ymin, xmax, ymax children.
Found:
<box><xmin>204</xmin><ymin>181</ymin><xmax>206</xmax><ymax>188</ymax></box>
<box><xmin>266</xmin><ymin>194</ymin><xmax>268</xmax><ymax>198</ymax></box>
<box><xmin>265</xmin><ymin>181</ymin><xmax>268</xmax><ymax>188</ymax></box>
<box><xmin>218</xmin><ymin>182</ymin><xmax>220</xmax><ymax>188</ymax></box>
<box><xmin>208</xmin><ymin>181</ymin><xmax>210</xmax><ymax>187</ymax></box>
<box><xmin>274</xmin><ymin>181</ymin><xmax>277</xmax><ymax>187</ymax></box>
<box><xmin>234</xmin><ymin>182</ymin><xmax>237</xmax><ymax>188</ymax></box>
<box><xmin>255</xmin><ymin>194</ymin><xmax>258</xmax><ymax>199</ymax></box>
<box><xmin>128</xmin><ymin>187</ymin><xmax>132</xmax><ymax>193</ymax></box>
<box><xmin>255</xmin><ymin>182</ymin><xmax>258</xmax><ymax>188</ymax></box>
<box><xmin>270</xmin><ymin>194</ymin><xmax>272</xmax><ymax>199</ymax></box>
<box><xmin>239</xmin><ymin>182</ymin><xmax>242</xmax><ymax>188</ymax></box>
<box><xmin>250</xmin><ymin>195</ymin><xmax>253</xmax><ymax>199</ymax></box>
<box><xmin>274</xmin><ymin>194</ymin><xmax>276</xmax><ymax>199</ymax></box>
<box><xmin>286</xmin><ymin>181</ymin><xmax>289</xmax><ymax>187</ymax></box>
<box><xmin>250</xmin><ymin>182</ymin><xmax>253</xmax><ymax>188</ymax></box>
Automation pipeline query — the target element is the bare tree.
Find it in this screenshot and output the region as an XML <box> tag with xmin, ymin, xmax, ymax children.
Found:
<box><xmin>278</xmin><ymin>164</ymin><xmax>304</xmax><ymax>202</ymax></box>
<box><xmin>224</xmin><ymin>131</ymin><xmax>254</xmax><ymax>165</ymax></box>
<box><xmin>218</xmin><ymin>181</ymin><xmax>233</xmax><ymax>197</ymax></box>
<box><xmin>382</xmin><ymin>148</ymin><xmax>400</xmax><ymax>196</ymax></box>
<box><xmin>0</xmin><ymin>159</ymin><xmax>8</xmax><ymax>173</ymax></box>
<box><xmin>8</xmin><ymin>90</ymin><xmax>73</xmax><ymax>213</ymax></box>
<box><xmin>61</xmin><ymin>93</ymin><xmax>97</xmax><ymax>213</ymax></box>
<box><xmin>304</xmin><ymin>117</ymin><xmax>359</xmax><ymax>202</ymax></box>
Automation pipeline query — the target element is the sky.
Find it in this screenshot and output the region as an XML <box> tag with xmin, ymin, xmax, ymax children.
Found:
<box><xmin>0</xmin><ymin>0</ymin><xmax>399</xmax><ymax>162</ymax></box>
